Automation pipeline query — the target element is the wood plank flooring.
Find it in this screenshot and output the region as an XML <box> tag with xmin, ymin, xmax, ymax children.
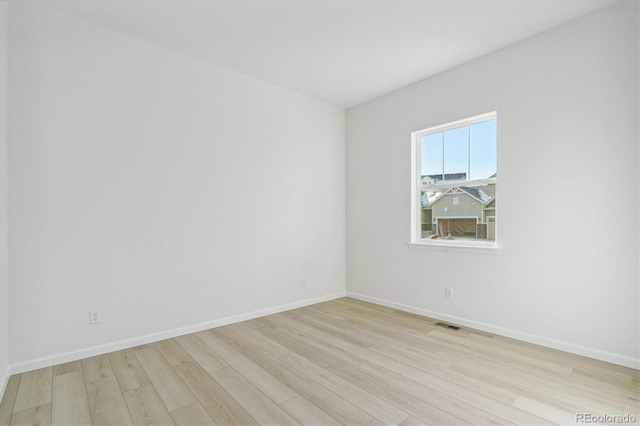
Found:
<box><xmin>0</xmin><ymin>298</ymin><xmax>638</xmax><ymax>425</ymax></box>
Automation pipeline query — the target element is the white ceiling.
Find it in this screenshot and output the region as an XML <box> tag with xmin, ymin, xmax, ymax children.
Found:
<box><xmin>43</xmin><ymin>0</ymin><xmax>618</xmax><ymax>108</ymax></box>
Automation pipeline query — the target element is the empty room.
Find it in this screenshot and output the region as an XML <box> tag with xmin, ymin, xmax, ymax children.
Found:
<box><xmin>0</xmin><ymin>0</ymin><xmax>638</xmax><ymax>425</ymax></box>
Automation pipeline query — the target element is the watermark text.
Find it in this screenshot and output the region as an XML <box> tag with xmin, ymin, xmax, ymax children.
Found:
<box><xmin>576</xmin><ymin>413</ymin><xmax>637</xmax><ymax>424</ymax></box>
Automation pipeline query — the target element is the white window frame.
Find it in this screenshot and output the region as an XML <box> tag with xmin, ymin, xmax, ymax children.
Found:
<box><xmin>410</xmin><ymin>111</ymin><xmax>498</xmax><ymax>250</ymax></box>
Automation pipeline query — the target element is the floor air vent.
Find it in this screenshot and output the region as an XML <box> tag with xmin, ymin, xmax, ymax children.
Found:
<box><xmin>434</xmin><ymin>322</ymin><xmax>461</xmax><ymax>330</ymax></box>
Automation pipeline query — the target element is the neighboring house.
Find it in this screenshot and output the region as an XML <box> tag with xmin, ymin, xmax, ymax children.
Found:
<box><xmin>421</xmin><ymin>173</ymin><xmax>466</xmax><ymax>186</ymax></box>
<box><xmin>421</xmin><ymin>185</ymin><xmax>495</xmax><ymax>240</ymax></box>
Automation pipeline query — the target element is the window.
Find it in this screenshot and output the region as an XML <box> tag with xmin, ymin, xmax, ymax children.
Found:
<box><xmin>411</xmin><ymin>112</ymin><xmax>497</xmax><ymax>248</ymax></box>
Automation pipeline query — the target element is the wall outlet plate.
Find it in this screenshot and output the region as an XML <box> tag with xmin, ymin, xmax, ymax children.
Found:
<box><xmin>89</xmin><ymin>309</ymin><xmax>101</xmax><ymax>324</ymax></box>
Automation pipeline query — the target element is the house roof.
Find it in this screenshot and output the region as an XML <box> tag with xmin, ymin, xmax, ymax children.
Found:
<box><xmin>423</xmin><ymin>173</ymin><xmax>467</xmax><ymax>182</ymax></box>
<box><xmin>421</xmin><ymin>191</ymin><xmax>444</xmax><ymax>206</ymax></box>
<box><xmin>422</xmin><ymin>185</ymin><xmax>494</xmax><ymax>207</ymax></box>
<box><xmin>458</xmin><ymin>187</ymin><xmax>492</xmax><ymax>203</ymax></box>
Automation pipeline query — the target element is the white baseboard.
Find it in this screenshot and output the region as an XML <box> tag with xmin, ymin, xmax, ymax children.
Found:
<box><xmin>8</xmin><ymin>291</ymin><xmax>346</xmax><ymax>376</ymax></box>
<box><xmin>346</xmin><ymin>292</ymin><xmax>640</xmax><ymax>370</ymax></box>
<box><xmin>0</xmin><ymin>366</ymin><xmax>9</xmax><ymax>402</ymax></box>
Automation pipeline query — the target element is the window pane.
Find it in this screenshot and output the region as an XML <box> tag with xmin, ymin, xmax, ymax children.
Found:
<box><xmin>444</xmin><ymin>126</ymin><xmax>468</xmax><ymax>180</ymax></box>
<box><xmin>420</xmin><ymin>133</ymin><xmax>443</xmax><ymax>182</ymax></box>
<box><xmin>423</xmin><ymin>182</ymin><xmax>495</xmax><ymax>241</ymax></box>
<box><xmin>420</xmin><ymin>189</ymin><xmax>443</xmax><ymax>206</ymax></box>
<box><xmin>413</xmin><ymin>112</ymin><xmax>497</xmax><ymax>245</ymax></box>
<box><xmin>470</xmin><ymin>119</ymin><xmax>497</xmax><ymax>180</ymax></box>
<box><xmin>420</xmin><ymin>190</ymin><xmax>442</xmax><ymax>238</ymax></box>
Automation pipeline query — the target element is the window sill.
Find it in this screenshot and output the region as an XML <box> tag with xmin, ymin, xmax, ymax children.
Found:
<box><xmin>407</xmin><ymin>239</ymin><xmax>500</xmax><ymax>252</ymax></box>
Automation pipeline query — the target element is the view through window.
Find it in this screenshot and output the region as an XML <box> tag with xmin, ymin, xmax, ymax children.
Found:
<box><xmin>411</xmin><ymin>112</ymin><xmax>497</xmax><ymax>246</ymax></box>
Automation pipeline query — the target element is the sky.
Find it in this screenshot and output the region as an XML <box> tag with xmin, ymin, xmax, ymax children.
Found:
<box><xmin>421</xmin><ymin>118</ymin><xmax>497</xmax><ymax>181</ymax></box>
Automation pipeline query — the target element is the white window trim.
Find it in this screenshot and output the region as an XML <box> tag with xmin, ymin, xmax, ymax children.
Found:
<box><xmin>406</xmin><ymin>240</ymin><xmax>500</xmax><ymax>251</ymax></box>
<box><xmin>410</xmin><ymin>111</ymin><xmax>498</xmax><ymax>250</ymax></box>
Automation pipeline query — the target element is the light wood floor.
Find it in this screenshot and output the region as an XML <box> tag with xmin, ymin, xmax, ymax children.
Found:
<box><xmin>0</xmin><ymin>298</ymin><xmax>638</xmax><ymax>425</ymax></box>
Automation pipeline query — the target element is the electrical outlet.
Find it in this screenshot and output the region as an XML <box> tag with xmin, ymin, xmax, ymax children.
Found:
<box><xmin>89</xmin><ymin>309</ymin><xmax>101</xmax><ymax>324</ymax></box>
<box><xmin>301</xmin><ymin>277</ymin><xmax>308</xmax><ymax>288</ymax></box>
<box><xmin>445</xmin><ymin>288</ymin><xmax>454</xmax><ymax>299</ymax></box>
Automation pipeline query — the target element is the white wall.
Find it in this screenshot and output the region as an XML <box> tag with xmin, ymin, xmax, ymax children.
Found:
<box><xmin>4</xmin><ymin>0</ymin><xmax>637</xmax><ymax>377</ymax></box>
<box><xmin>0</xmin><ymin>0</ymin><xmax>10</xmax><ymax>392</ymax></box>
<box><xmin>8</xmin><ymin>3</ymin><xmax>345</xmax><ymax>366</ymax></box>
<box><xmin>347</xmin><ymin>1</ymin><xmax>639</xmax><ymax>367</ymax></box>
